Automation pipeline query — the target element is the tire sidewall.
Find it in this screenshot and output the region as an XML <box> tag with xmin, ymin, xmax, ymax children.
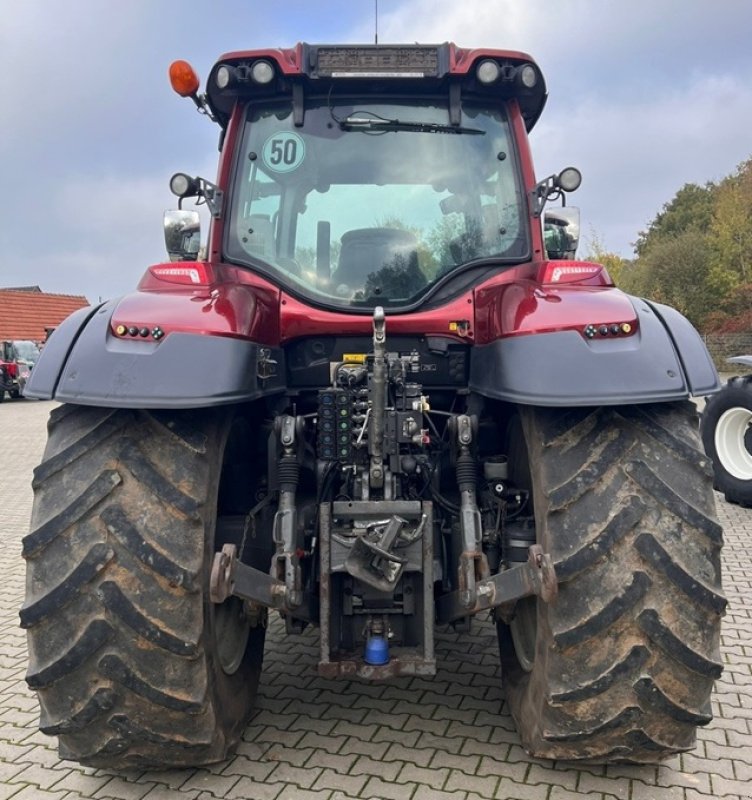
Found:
<box><xmin>702</xmin><ymin>379</ymin><xmax>752</xmax><ymax>503</ymax></box>
<box><xmin>203</xmin><ymin>409</ymin><xmax>266</xmax><ymax>738</ymax></box>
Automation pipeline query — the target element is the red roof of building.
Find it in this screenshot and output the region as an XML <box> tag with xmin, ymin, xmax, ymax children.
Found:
<box><xmin>0</xmin><ymin>290</ymin><xmax>90</xmax><ymax>341</ymax></box>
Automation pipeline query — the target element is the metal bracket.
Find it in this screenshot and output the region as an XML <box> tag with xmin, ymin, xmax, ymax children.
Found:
<box><xmin>199</xmin><ymin>178</ymin><xmax>224</xmax><ymax>219</ymax></box>
<box><xmin>210</xmin><ymin>544</ymin><xmax>315</xmax><ymax>623</ymax></box>
<box><xmin>343</xmin><ymin>515</ymin><xmax>409</xmax><ymax>592</ymax></box>
<box><xmin>436</xmin><ymin>544</ymin><xmax>557</xmax><ymax>624</ymax></box>
<box><xmin>257</xmin><ymin>347</ymin><xmax>278</xmax><ymax>381</ymax></box>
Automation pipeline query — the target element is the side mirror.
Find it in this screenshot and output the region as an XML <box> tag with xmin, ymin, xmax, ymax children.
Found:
<box><xmin>164</xmin><ymin>209</ymin><xmax>201</xmax><ymax>262</ymax></box>
<box><xmin>544</xmin><ymin>207</ymin><xmax>580</xmax><ymax>260</ymax></box>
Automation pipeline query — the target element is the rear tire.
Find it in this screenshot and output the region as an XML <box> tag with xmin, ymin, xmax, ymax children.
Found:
<box><xmin>500</xmin><ymin>403</ymin><xmax>725</xmax><ymax>762</ymax></box>
<box><xmin>21</xmin><ymin>404</ymin><xmax>265</xmax><ymax>768</ymax></box>
<box><xmin>701</xmin><ymin>376</ymin><xmax>752</xmax><ymax>506</ymax></box>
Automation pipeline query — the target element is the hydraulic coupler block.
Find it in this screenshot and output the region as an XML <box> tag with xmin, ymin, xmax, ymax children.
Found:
<box><xmin>318</xmin><ymin>389</ymin><xmax>354</xmax><ymax>461</ymax></box>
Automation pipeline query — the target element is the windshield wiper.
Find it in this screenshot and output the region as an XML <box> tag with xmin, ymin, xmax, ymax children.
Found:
<box><xmin>340</xmin><ymin>116</ymin><xmax>484</xmax><ymax>135</ymax></box>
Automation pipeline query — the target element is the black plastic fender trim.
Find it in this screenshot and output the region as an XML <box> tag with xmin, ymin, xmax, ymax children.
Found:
<box><xmin>644</xmin><ymin>300</ymin><xmax>720</xmax><ymax>396</ymax></box>
<box><xmin>24</xmin><ymin>303</ymin><xmax>105</xmax><ymax>400</ymax></box>
<box><xmin>27</xmin><ymin>300</ymin><xmax>284</xmax><ymax>409</ymax></box>
<box><xmin>469</xmin><ymin>297</ymin><xmax>720</xmax><ymax>407</ymax></box>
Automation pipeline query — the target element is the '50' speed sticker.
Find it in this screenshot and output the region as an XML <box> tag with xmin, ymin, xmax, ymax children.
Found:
<box><xmin>262</xmin><ymin>132</ymin><xmax>306</xmax><ymax>173</ymax></box>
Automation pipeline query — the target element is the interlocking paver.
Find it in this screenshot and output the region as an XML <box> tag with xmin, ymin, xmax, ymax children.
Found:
<box><xmin>493</xmin><ymin>776</ymin><xmax>548</xmax><ymax>799</ymax></box>
<box><xmin>93</xmin><ymin>775</ymin><xmax>156</xmax><ymax>800</ymax></box>
<box><xmin>383</xmin><ymin>741</ymin><xmax>434</xmax><ymax>767</ymax></box>
<box><xmin>577</xmin><ymin>771</ymin><xmax>630</xmax><ymax>799</ymax></box>
<box><xmin>226</xmin><ymin>779</ymin><xmax>283</xmax><ymax>800</ymax></box>
<box><xmin>311</xmin><ymin>768</ymin><xmax>368</xmax><ymax>795</ymax></box>
<box><xmin>140</xmin><ymin>788</ymin><xmax>201</xmax><ymax>800</ymax></box>
<box><xmin>337</xmin><ymin>737</ymin><xmax>390</xmax><ymax>759</ymax></box>
<box><xmin>361</xmin><ymin>775</ymin><xmax>417</xmax><ymax>800</ymax></box>
<box><xmin>1</xmin><ymin>397</ymin><xmax>751</xmax><ymax>800</ymax></box>
<box><xmin>397</xmin><ymin>762</ymin><xmax>450</xmax><ymax>789</ymax></box>
<box><xmin>349</xmin><ymin>754</ymin><xmax>402</xmax><ymax>781</ymax></box>
<box><xmin>0</xmin><ymin>784</ymin><xmax>26</xmax><ymax>800</ymax></box>
<box><xmin>445</xmin><ymin>767</ymin><xmax>498</xmax><ymax>796</ymax></box>
<box><xmin>413</xmin><ymin>786</ymin><xmax>467</xmax><ymax>800</ymax></box>
<box><xmin>266</xmin><ymin>762</ymin><xmax>321</xmax><ymax>789</ymax></box>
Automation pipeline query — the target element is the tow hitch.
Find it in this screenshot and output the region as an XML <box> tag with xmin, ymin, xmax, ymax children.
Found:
<box><xmin>435</xmin><ymin>544</ymin><xmax>557</xmax><ymax>624</ymax></box>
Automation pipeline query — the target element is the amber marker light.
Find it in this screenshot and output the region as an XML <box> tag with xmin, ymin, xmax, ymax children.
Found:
<box><xmin>169</xmin><ymin>60</ymin><xmax>200</xmax><ymax>97</ymax></box>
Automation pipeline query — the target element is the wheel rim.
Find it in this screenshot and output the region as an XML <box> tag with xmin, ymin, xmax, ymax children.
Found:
<box><xmin>212</xmin><ymin>416</ymin><xmax>260</xmax><ymax>676</ymax></box>
<box><xmin>715</xmin><ymin>407</ymin><xmax>752</xmax><ymax>480</ymax></box>
<box><xmin>505</xmin><ymin>415</ymin><xmax>538</xmax><ymax>673</ymax></box>
<box><xmin>214</xmin><ymin>597</ymin><xmax>250</xmax><ymax>675</ymax></box>
<box><xmin>510</xmin><ymin>597</ymin><xmax>537</xmax><ymax>672</ymax></box>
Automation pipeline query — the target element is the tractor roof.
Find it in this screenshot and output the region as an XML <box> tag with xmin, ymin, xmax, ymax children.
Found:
<box><xmin>206</xmin><ymin>42</ymin><xmax>547</xmax><ymax>132</ymax></box>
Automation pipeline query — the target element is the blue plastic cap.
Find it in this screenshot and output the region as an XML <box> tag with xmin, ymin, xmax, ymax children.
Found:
<box><xmin>364</xmin><ymin>635</ymin><xmax>389</xmax><ymax>666</ymax></box>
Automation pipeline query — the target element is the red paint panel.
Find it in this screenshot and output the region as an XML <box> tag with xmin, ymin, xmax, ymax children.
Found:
<box><xmin>474</xmin><ymin>274</ymin><xmax>639</xmax><ymax>343</ymax></box>
<box><xmin>278</xmin><ymin>291</ymin><xmax>475</xmax><ymax>344</ymax></box>
<box><xmin>213</xmin><ymin>46</ymin><xmax>303</xmax><ymax>75</ymax></box>
<box><xmin>119</xmin><ymin>262</ymin><xmax>280</xmax><ymax>344</ymax></box>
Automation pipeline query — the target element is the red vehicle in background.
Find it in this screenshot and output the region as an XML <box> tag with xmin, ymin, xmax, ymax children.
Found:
<box><xmin>0</xmin><ymin>341</ymin><xmax>21</xmax><ymax>401</ymax></box>
<box><xmin>0</xmin><ymin>340</ymin><xmax>40</xmax><ymax>401</ymax></box>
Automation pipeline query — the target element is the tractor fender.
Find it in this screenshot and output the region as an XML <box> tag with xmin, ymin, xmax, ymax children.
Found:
<box><xmin>23</xmin><ymin>303</ymin><xmax>103</xmax><ymax>399</ymax></box>
<box><xmin>25</xmin><ymin>298</ymin><xmax>285</xmax><ymax>409</ymax></box>
<box><xmin>469</xmin><ymin>295</ymin><xmax>720</xmax><ymax>407</ymax></box>
<box><xmin>727</xmin><ymin>355</ymin><xmax>752</xmax><ymax>368</ymax></box>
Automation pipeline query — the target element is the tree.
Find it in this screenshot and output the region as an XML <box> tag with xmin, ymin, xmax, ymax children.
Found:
<box><xmin>376</xmin><ymin>215</ymin><xmax>438</xmax><ymax>278</ymax></box>
<box><xmin>582</xmin><ymin>230</ymin><xmax>631</xmax><ymax>286</ymax></box>
<box><xmin>707</xmin><ymin>158</ymin><xmax>752</xmax><ymax>286</ymax></box>
<box><xmin>634</xmin><ymin>182</ymin><xmax>717</xmax><ymax>257</ymax></box>
<box><xmin>703</xmin><ymin>283</ymin><xmax>752</xmax><ymax>333</ymax></box>
<box><xmin>629</xmin><ymin>229</ymin><xmax>716</xmax><ymax>327</ymax></box>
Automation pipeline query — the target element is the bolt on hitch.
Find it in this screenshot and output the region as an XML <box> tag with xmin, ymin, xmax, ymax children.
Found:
<box><xmin>436</xmin><ymin>544</ymin><xmax>558</xmax><ymax>625</ymax></box>
<box><xmin>210</xmin><ymin>543</ymin><xmax>315</xmax><ymax>623</ymax></box>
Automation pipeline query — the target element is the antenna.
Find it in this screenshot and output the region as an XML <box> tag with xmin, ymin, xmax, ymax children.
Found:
<box><xmin>375</xmin><ymin>0</ymin><xmax>378</xmax><ymax>44</ymax></box>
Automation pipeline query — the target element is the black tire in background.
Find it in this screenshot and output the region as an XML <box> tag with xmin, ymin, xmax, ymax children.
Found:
<box><xmin>500</xmin><ymin>402</ymin><xmax>725</xmax><ymax>762</ymax></box>
<box><xmin>21</xmin><ymin>404</ymin><xmax>266</xmax><ymax>768</ymax></box>
<box><xmin>701</xmin><ymin>376</ymin><xmax>752</xmax><ymax>507</ymax></box>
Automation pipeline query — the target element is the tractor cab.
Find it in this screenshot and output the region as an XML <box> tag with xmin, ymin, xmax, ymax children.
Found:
<box><xmin>165</xmin><ymin>44</ymin><xmax>583</xmax><ymax>312</ymax></box>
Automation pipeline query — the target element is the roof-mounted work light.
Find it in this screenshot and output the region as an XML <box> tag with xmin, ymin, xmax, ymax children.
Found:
<box><xmin>476</xmin><ymin>59</ymin><xmax>501</xmax><ymax>84</ymax></box>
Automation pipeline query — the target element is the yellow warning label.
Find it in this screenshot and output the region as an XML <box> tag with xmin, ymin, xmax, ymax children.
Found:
<box><xmin>342</xmin><ymin>353</ymin><xmax>367</xmax><ymax>363</ymax></box>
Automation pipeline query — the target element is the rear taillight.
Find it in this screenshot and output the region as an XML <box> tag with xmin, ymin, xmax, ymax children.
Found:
<box><xmin>538</xmin><ymin>262</ymin><xmax>610</xmax><ymax>286</ymax></box>
<box><xmin>149</xmin><ymin>263</ymin><xmax>214</xmax><ymax>286</ymax></box>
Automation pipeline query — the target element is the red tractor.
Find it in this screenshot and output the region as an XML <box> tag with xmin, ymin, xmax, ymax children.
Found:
<box><xmin>22</xmin><ymin>43</ymin><xmax>725</xmax><ymax>768</ymax></box>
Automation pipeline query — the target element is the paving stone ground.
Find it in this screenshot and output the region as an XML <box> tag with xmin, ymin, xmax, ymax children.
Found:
<box><xmin>1</xmin><ymin>398</ymin><xmax>750</xmax><ymax>800</ymax></box>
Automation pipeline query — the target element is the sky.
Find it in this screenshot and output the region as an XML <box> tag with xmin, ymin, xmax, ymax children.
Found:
<box><xmin>1</xmin><ymin>0</ymin><xmax>751</xmax><ymax>303</ymax></box>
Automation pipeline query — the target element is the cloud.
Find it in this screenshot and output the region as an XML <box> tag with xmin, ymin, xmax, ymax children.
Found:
<box><xmin>3</xmin><ymin>0</ymin><xmax>752</xmax><ymax>304</ymax></box>
<box><xmin>6</xmin><ymin>172</ymin><xmax>170</xmax><ymax>301</ymax></box>
<box><xmin>534</xmin><ymin>73</ymin><xmax>752</xmax><ymax>254</ymax></box>
<box><xmin>349</xmin><ymin>0</ymin><xmax>752</xmax><ymax>255</ymax></box>
<box><xmin>3</xmin><ymin>156</ymin><xmax>218</xmax><ymax>301</ymax></box>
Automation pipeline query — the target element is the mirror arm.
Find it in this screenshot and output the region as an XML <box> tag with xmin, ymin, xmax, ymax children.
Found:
<box><xmin>531</xmin><ymin>175</ymin><xmax>555</xmax><ymax>218</ymax></box>
<box><xmin>200</xmin><ymin>178</ymin><xmax>224</xmax><ymax>219</ymax></box>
